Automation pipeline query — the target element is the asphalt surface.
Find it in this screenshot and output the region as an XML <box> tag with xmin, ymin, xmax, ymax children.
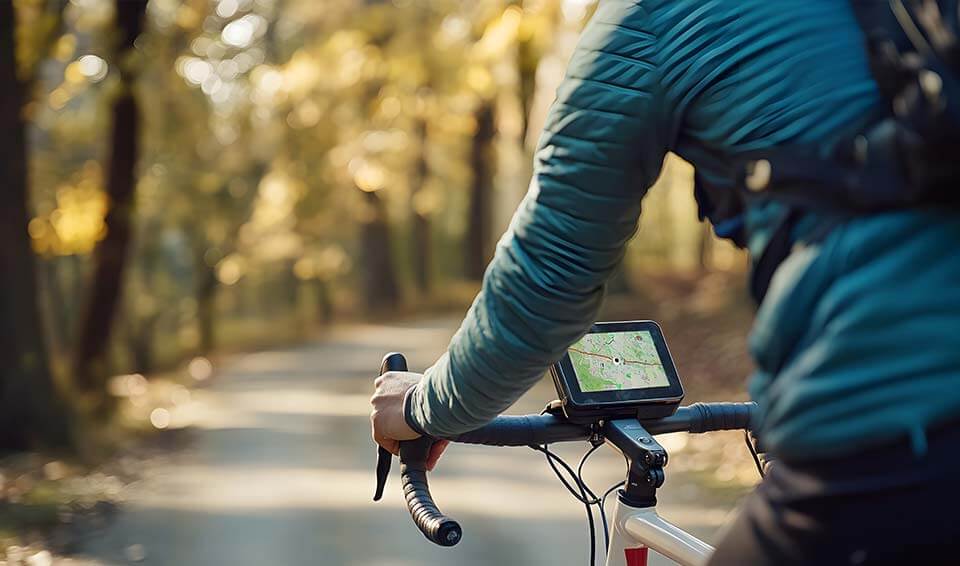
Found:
<box><xmin>76</xmin><ymin>316</ymin><xmax>748</xmax><ymax>566</ymax></box>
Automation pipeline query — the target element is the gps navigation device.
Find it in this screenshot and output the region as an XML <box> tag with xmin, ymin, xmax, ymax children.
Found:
<box><xmin>550</xmin><ymin>321</ymin><xmax>684</xmax><ymax>423</ymax></box>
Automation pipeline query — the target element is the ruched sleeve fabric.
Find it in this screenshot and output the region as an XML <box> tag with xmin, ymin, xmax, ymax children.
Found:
<box><xmin>406</xmin><ymin>1</ymin><xmax>679</xmax><ymax>437</ymax></box>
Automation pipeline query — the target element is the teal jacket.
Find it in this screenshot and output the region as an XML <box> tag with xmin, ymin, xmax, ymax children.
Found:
<box><xmin>406</xmin><ymin>0</ymin><xmax>960</xmax><ymax>461</ymax></box>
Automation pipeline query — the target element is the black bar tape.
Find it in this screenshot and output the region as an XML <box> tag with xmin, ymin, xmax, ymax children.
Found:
<box><xmin>398</xmin><ymin>436</ymin><xmax>462</xmax><ymax>547</ymax></box>
<box><xmin>686</xmin><ymin>402</ymin><xmax>755</xmax><ymax>433</ymax></box>
<box><xmin>400</xmin><ymin>465</ymin><xmax>462</xmax><ymax>547</ymax></box>
<box><xmin>450</xmin><ymin>415</ymin><xmax>591</xmax><ymax>446</ymax></box>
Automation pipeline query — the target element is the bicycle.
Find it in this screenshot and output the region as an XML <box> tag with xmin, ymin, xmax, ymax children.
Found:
<box><xmin>373</xmin><ymin>352</ymin><xmax>762</xmax><ymax>566</ymax></box>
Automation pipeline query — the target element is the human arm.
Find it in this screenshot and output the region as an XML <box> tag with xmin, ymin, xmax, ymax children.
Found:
<box><xmin>401</xmin><ymin>1</ymin><xmax>680</xmax><ymax>438</ymax></box>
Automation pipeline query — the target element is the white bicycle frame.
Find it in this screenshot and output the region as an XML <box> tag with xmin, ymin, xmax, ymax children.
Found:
<box><xmin>602</xmin><ymin>498</ymin><xmax>714</xmax><ymax>566</ymax></box>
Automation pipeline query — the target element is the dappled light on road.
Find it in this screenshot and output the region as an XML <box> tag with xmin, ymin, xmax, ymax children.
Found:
<box><xmin>199</xmin><ymin>389</ymin><xmax>374</xmax><ymax>419</ymax></box>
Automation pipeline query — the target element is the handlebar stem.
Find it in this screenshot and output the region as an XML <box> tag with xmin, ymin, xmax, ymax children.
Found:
<box><xmin>604</xmin><ymin>419</ymin><xmax>668</xmax><ymax>507</ymax></box>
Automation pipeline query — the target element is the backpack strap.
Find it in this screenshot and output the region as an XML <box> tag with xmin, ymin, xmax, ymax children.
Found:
<box><xmin>731</xmin><ymin>1</ymin><xmax>960</xmax><ymax>304</ymax></box>
<box><xmin>745</xmin><ymin>204</ymin><xmax>846</xmax><ymax>304</ymax></box>
<box><xmin>693</xmin><ymin>171</ymin><xmax>748</xmax><ymax>248</ymax></box>
<box><xmin>749</xmin><ymin>207</ymin><xmax>800</xmax><ymax>304</ymax></box>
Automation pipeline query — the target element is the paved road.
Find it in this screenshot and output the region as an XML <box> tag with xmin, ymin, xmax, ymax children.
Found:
<box><xmin>77</xmin><ymin>316</ymin><xmax>746</xmax><ymax>566</ymax></box>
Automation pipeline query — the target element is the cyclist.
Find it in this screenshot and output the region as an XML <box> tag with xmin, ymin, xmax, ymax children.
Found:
<box><xmin>371</xmin><ymin>1</ymin><xmax>960</xmax><ymax>563</ymax></box>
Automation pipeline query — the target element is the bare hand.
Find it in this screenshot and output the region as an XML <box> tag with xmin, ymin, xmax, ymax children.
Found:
<box><xmin>370</xmin><ymin>371</ymin><xmax>448</xmax><ymax>470</ymax></box>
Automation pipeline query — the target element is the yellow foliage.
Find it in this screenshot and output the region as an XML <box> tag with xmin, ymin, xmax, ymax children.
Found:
<box><xmin>465</xmin><ymin>66</ymin><xmax>495</xmax><ymax>98</ymax></box>
<box><xmin>49</xmin><ymin>87</ymin><xmax>71</xmax><ymax>110</ymax></box>
<box><xmin>293</xmin><ymin>257</ymin><xmax>315</xmax><ymax>280</ymax></box>
<box><xmin>351</xmin><ymin>160</ymin><xmax>386</xmax><ymax>193</ymax></box>
<box><xmin>216</xmin><ymin>255</ymin><xmax>245</xmax><ymax>286</ymax></box>
<box><xmin>198</xmin><ymin>173</ymin><xmax>221</xmax><ymax>194</ymax></box>
<box><xmin>413</xmin><ymin>187</ymin><xmax>443</xmax><ymax>216</ymax></box>
<box><xmin>54</xmin><ymin>34</ymin><xmax>77</xmax><ymax>63</ymax></box>
<box><xmin>474</xmin><ymin>6</ymin><xmax>523</xmax><ymax>61</ymax></box>
<box><xmin>13</xmin><ymin>0</ymin><xmax>61</xmax><ymax>78</ymax></box>
<box><xmin>64</xmin><ymin>61</ymin><xmax>85</xmax><ymax>85</ymax></box>
<box><xmin>295</xmin><ymin>245</ymin><xmax>352</xmax><ymax>282</ymax></box>
<box><xmin>377</xmin><ymin>96</ymin><xmax>403</xmax><ymax>121</ymax></box>
<box><xmin>296</xmin><ymin>244</ymin><xmax>352</xmax><ymax>281</ymax></box>
<box><xmin>250</xmin><ymin>65</ymin><xmax>286</xmax><ymax>106</ymax></box>
<box><xmin>176</xmin><ymin>5</ymin><xmax>201</xmax><ymax>30</ymax></box>
<box><xmin>282</xmin><ymin>50</ymin><xmax>322</xmax><ymax>100</ymax></box>
<box><xmin>30</xmin><ymin>162</ymin><xmax>107</xmax><ymax>256</ymax></box>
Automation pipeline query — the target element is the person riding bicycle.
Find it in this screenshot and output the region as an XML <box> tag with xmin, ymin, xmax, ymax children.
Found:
<box><xmin>371</xmin><ymin>1</ymin><xmax>960</xmax><ymax>563</ymax></box>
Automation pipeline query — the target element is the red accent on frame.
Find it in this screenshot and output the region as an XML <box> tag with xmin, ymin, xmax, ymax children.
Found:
<box><xmin>625</xmin><ymin>547</ymin><xmax>649</xmax><ymax>566</ymax></box>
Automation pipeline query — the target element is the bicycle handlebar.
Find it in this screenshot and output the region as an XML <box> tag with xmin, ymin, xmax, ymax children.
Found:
<box><xmin>399</xmin><ymin>438</ymin><xmax>463</xmax><ymax>546</ymax></box>
<box><xmin>377</xmin><ymin>353</ymin><xmax>462</xmax><ymax>547</ymax></box>
<box><xmin>645</xmin><ymin>401</ymin><xmax>755</xmax><ymax>435</ymax></box>
<box><xmin>451</xmin><ymin>414</ymin><xmax>592</xmax><ymax>445</ymax></box>
<box><xmin>449</xmin><ymin>402</ymin><xmax>756</xmax><ymax>447</ymax></box>
<box><xmin>374</xmin><ymin>352</ymin><xmax>757</xmax><ymax>548</ymax></box>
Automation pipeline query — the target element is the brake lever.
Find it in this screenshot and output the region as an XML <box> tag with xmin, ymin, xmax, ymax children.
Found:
<box><xmin>373</xmin><ymin>446</ymin><xmax>392</xmax><ymax>501</ymax></box>
<box><xmin>372</xmin><ymin>352</ymin><xmax>409</xmax><ymax>502</ymax></box>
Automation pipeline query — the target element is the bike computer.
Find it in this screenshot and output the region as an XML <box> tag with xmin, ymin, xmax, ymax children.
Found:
<box><xmin>551</xmin><ymin>321</ymin><xmax>684</xmax><ymax>423</ymax></box>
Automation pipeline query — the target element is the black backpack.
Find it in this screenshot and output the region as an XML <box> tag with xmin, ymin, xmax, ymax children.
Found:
<box><xmin>701</xmin><ymin>0</ymin><xmax>960</xmax><ymax>303</ymax></box>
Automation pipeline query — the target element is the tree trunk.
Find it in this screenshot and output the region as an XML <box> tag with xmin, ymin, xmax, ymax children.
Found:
<box><xmin>517</xmin><ymin>36</ymin><xmax>537</xmax><ymax>146</ymax></box>
<box><xmin>126</xmin><ymin>315</ymin><xmax>156</xmax><ymax>374</ymax></box>
<box><xmin>410</xmin><ymin>117</ymin><xmax>431</xmax><ymax>295</ymax></box>
<box><xmin>360</xmin><ymin>190</ymin><xmax>400</xmax><ymax>313</ymax></box>
<box><xmin>0</xmin><ymin>3</ymin><xmax>70</xmax><ymax>449</ymax></box>
<box><xmin>464</xmin><ymin>101</ymin><xmax>497</xmax><ymax>281</ymax></box>
<box><xmin>74</xmin><ymin>0</ymin><xmax>147</xmax><ymax>393</ymax></box>
<box><xmin>38</xmin><ymin>257</ymin><xmax>68</xmax><ymax>359</ymax></box>
<box><xmin>196</xmin><ymin>264</ymin><xmax>218</xmax><ymax>355</ymax></box>
<box><xmin>125</xmin><ymin>236</ymin><xmax>162</xmax><ymax>374</ymax></box>
<box><xmin>316</xmin><ymin>279</ymin><xmax>334</xmax><ymax>324</ymax></box>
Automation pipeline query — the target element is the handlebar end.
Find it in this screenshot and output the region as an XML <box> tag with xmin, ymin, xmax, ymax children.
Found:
<box><xmin>433</xmin><ymin>519</ymin><xmax>462</xmax><ymax>547</ymax></box>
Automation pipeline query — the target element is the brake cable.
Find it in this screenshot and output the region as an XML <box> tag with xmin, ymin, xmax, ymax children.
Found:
<box><xmin>576</xmin><ymin>444</ymin><xmax>629</xmax><ymax>551</ymax></box>
<box><xmin>531</xmin><ymin>444</ymin><xmax>599</xmax><ymax>565</ymax></box>
<box><xmin>600</xmin><ymin>479</ymin><xmax>626</xmax><ymax>541</ymax></box>
<box><xmin>577</xmin><ymin>444</ymin><xmax>605</xmax><ymax>547</ymax></box>
<box><xmin>531</xmin><ymin>441</ymin><xmax>631</xmax><ymax>565</ymax></box>
<box><xmin>744</xmin><ymin>430</ymin><xmax>766</xmax><ymax>478</ymax></box>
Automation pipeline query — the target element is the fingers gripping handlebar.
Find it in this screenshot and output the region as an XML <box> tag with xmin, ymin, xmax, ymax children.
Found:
<box><xmin>373</xmin><ymin>353</ymin><xmax>462</xmax><ymax>547</ymax></box>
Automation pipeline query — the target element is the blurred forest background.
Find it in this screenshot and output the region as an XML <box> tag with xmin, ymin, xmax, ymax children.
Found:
<box><xmin>3</xmin><ymin>0</ymin><xmax>752</xmax><ymax>455</ymax></box>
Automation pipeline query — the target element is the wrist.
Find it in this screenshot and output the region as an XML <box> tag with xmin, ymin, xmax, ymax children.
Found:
<box><xmin>403</xmin><ymin>384</ymin><xmax>428</xmax><ymax>437</ymax></box>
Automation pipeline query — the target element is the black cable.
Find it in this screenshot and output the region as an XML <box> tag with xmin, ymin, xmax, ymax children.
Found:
<box><xmin>577</xmin><ymin>443</ymin><xmax>607</xmax><ymax>548</ymax></box>
<box><xmin>597</xmin><ymin>454</ymin><xmax>629</xmax><ymax>551</ymax></box>
<box><xmin>529</xmin><ymin>411</ymin><xmax>630</xmax><ymax>563</ymax></box>
<box><xmin>601</xmin><ymin>480</ymin><xmax>626</xmax><ymax>513</ymax></box>
<box><xmin>744</xmin><ymin>430</ymin><xmax>766</xmax><ymax>478</ymax></box>
<box><xmin>598</xmin><ymin>479</ymin><xmax>626</xmax><ymax>551</ymax></box>
<box><xmin>532</xmin><ymin>445</ymin><xmax>599</xmax><ymax>504</ymax></box>
<box><xmin>576</xmin><ymin>458</ymin><xmax>597</xmax><ymax>566</ymax></box>
<box><xmin>532</xmin><ymin>444</ymin><xmax>598</xmax><ymax>565</ymax></box>
<box><xmin>577</xmin><ymin>443</ymin><xmax>602</xmax><ymax>498</ymax></box>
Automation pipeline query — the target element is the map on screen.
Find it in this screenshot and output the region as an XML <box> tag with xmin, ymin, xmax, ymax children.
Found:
<box><xmin>568</xmin><ymin>331</ymin><xmax>670</xmax><ymax>392</ymax></box>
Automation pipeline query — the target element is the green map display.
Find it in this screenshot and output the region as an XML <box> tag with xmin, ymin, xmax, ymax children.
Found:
<box><xmin>568</xmin><ymin>331</ymin><xmax>669</xmax><ymax>392</ymax></box>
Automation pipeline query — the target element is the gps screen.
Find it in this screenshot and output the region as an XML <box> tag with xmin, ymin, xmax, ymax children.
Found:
<box><xmin>568</xmin><ymin>331</ymin><xmax>670</xmax><ymax>392</ymax></box>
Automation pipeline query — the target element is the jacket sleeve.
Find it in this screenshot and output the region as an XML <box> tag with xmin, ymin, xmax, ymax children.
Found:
<box><xmin>406</xmin><ymin>1</ymin><xmax>679</xmax><ymax>437</ymax></box>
